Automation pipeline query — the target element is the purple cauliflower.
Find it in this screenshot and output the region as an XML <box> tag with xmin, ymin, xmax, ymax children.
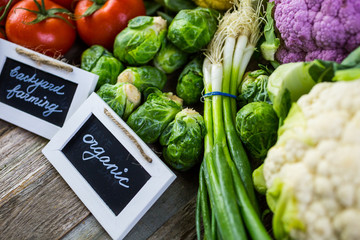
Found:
<box><xmin>274</xmin><ymin>0</ymin><xmax>360</xmax><ymax>63</ymax></box>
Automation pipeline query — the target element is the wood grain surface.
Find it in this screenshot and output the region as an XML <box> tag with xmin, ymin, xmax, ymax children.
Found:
<box><xmin>0</xmin><ymin>119</ymin><xmax>199</xmax><ymax>240</ymax></box>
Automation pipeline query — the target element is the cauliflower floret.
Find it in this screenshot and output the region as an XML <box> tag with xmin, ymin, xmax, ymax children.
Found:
<box><xmin>274</xmin><ymin>0</ymin><xmax>360</xmax><ymax>63</ymax></box>
<box><xmin>334</xmin><ymin>209</ymin><xmax>360</xmax><ymax>240</ymax></box>
<box><xmin>263</xmin><ymin>79</ymin><xmax>360</xmax><ymax>240</ymax></box>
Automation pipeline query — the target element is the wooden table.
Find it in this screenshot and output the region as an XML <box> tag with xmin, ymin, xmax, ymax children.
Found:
<box><xmin>0</xmin><ymin>119</ymin><xmax>200</xmax><ymax>239</ymax></box>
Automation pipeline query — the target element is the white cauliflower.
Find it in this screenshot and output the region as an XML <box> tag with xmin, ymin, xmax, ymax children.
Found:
<box><xmin>263</xmin><ymin>79</ymin><xmax>360</xmax><ymax>240</ymax></box>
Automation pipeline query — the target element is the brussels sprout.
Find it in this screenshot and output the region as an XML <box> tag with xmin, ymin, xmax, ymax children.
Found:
<box><xmin>235</xmin><ymin>102</ymin><xmax>278</xmax><ymax>160</ymax></box>
<box><xmin>238</xmin><ymin>69</ymin><xmax>271</xmax><ymax>107</ymax></box>
<box><xmin>81</xmin><ymin>45</ymin><xmax>125</xmax><ymax>90</ymax></box>
<box><xmin>113</xmin><ymin>16</ymin><xmax>167</xmax><ymax>65</ymax></box>
<box><xmin>153</xmin><ymin>38</ymin><xmax>189</xmax><ymax>74</ymax></box>
<box><xmin>176</xmin><ymin>56</ymin><xmax>204</xmax><ymax>105</ymax></box>
<box><xmin>97</xmin><ymin>82</ymin><xmax>141</xmax><ymax>120</ymax></box>
<box><xmin>167</xmin><ymin>7</ymin><xmax>219</xmax><ymax>53</ymax></box>
<box><xmin>117</xmin><ymin>66</ymin><xmax>167</xmax><ymax>92</ymax></box>
<box><xmin>159</xmin><ymin>108</ymin><xmax>205</xmax><ymax>171</ymax></box>
<box><xmin>126</xmin><ymin>88</ymin><xmax>183</xmax><ymax>144</ymax></box>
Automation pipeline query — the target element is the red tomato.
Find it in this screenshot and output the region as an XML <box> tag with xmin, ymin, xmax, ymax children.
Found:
<box><xmin>74</xmin><ymin>0</ymin><xmax>146</xmax><ymax>50</ymax></box>
<box><xmin>6</xmin><ymin>0</ymin><xmax>76</xmax><ymax>57</ymax></box>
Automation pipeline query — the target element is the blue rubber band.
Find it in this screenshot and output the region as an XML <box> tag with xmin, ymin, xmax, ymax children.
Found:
<box><xmin>203</xmin><ymin>91</ymin><xmax>237</xmax><ymax>99</ymax></box>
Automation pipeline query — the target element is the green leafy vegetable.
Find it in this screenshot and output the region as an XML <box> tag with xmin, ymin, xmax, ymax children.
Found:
<box><xmin>252</xmin><ymin>164</ymin><xmax>267</xmax><ymax>195</ymax></box>
<box><xmin>333</xmin><ymin>68</ymin><xmax>360</xmax><ymax>81</ymax></box>
<box><xmin>153</xmin><ymin>38</ymin><xmax>189</xmax><ymax>74</ymax></box>
<box><xmin>81</xmin><ymin>45</ymin><xmax>125</xmax><ymax>90</ymax></box>
<box><xmin>126</xmin><ymin>88</ymin><xmax>183</xmax><ymax>144</ymax></box>
<box><xmin>268</xmin><ymin>46</ymin><xmax>360</xmax><ymax>124</ymax></box>
<box><xmin>117</xmin><ymin>66</ymin><xmax>167</xmax><ymax>92</ymax></box>
<box><xmin>176</xmin><ymin>56</ymin><xmax>204</xmax><ymax>105</ymax></box>
<box><xmin>260</xmin><ymin>0</ymin><xmax>280</xmax><ymax>68</ymax></box>
<box><xmin>167</xmin><ymin>7</ymin><xmax>219</xmax><ymax>53</ymax></box>
<box><xmin>340</xmin><ymin>45</ymin><xmax>360</xmax><ymax>66</ymax></box>
<box><xmin>267</xmin><ymin>61</ymin><xmax>323</xmax><ymax>125</ymax></box>
<box><xmin>159</xmin><ymin>108</ymin><xmax>205</xmax><ymax>171</ymax></box>
<box><xmin>236</xmin><ymin>102</ymin><xmax>279</xmax><ymax>160</ymax></box>
<box><xmin>333</xmin><ymin>45</ymin><xmax>360</xmax><ymax>81</ymax></box>
<box><xmin>96</xmin><ymin>82</ymin><xmax>141</xmax><ymax>120</ymax></box>
<box><xmin>113</xmin><ymin>16</ymin><xmax>167</xmax><ymax>65</ymax></box>
<box><xmin>238</xmin><ymin>69</ymin><xmax>271</xmax><ymax>107</ymax></box>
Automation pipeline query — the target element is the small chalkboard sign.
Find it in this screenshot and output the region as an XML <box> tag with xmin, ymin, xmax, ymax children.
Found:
<box><xmin>0</xmin><ymin>39</ymin><xmax>98</xmax><ymax>139</ymax></box>
<box><xmin>42</xmin><ymin>93</ymin><xmax>176</xmax><ymax>240</ymax></box>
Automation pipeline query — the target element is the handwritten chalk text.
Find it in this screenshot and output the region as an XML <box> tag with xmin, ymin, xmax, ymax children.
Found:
<box><xmin>5</xmin><ymin>66</ymin><xmax>65</xmax><ymax>117</ymax></box>
<box><xmin>82</xmin><ymin>134</ymin><xmax>130</xmax><ymax>188</ymax></box>
<box><xmin>10</xmin><ymin>66</ymin><xmax>65</xmax><ymax>95</ymax></box>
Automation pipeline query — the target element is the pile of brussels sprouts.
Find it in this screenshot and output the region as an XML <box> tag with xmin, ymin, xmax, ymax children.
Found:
<box><xmin>235</xmin><ymin>68</ymin><xmax>279</xmax><ymax>166</ymax></box>
<box><xmin>80</xmin><ymin>5</ymin><xmax>220</xmax><ymax>171</ymax></box>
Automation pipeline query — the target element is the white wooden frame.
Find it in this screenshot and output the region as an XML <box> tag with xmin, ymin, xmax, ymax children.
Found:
<box><xmin>42</xmin><ymin>93</ymin><xmax>176</xmax><ymax>240</ymax></box>
<box><xmin>0</xmin><ymin>39</ymin><xmax>98</xmax><ymax>139</ymax></box>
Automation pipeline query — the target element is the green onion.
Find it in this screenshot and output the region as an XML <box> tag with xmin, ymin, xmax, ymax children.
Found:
<box><xmin>196</xmin><ymin>0</ymin><xmax>272</xmax><ymax>239</ymax></box>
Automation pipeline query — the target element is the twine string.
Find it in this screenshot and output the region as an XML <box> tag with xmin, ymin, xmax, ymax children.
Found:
<box><xmin>104</xmin><ymin>108</ymin><xmax>152</xmax><ymax>163</ymax></box>
<box><xmin>15</xmin><ymin>48</ymin><xmax>73</xmax><ymax>72</ymax></box>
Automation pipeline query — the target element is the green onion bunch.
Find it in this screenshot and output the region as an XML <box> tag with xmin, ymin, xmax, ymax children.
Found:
<box><xmin>196</xmin><ymin>1</ymin><xmax>272</xmax><ymax>239</ymax></box>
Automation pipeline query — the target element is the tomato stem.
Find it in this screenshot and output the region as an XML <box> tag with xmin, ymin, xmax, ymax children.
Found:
<box><xmin>39</xmin><ymin>0</ymin><xmax>46</xmax><ymax>14</ymax></box>
<box><xmin>81</xmin><ymin>0</ymin><xmax>105</xmax><ymax>17</ymax></box>
<box><xmin>93</xmin><ymin>0</ymin><xmax>106</xmax><ymax>5</ymax></box>
<box><xmin>0</xmin><ymin>0</ymin><xmax>15</xmax><ymax>22</ymax></box>
<box><xmin>16</xmin><ymin>0</ymin><xmax>75</xmax><ymax>28</ymax></box>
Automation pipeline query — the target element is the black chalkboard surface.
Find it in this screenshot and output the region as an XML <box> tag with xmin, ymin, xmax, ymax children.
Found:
<box><xmin>42</xmin><ymin>93</ymin><xmax>176</xmax><ymax>239</ymax></box>
<box><xmin>62</xmin><ymin>114</ymin><xmax>151</xmax><ymax>216</ymax></box>
<box><xmin>0</xmin><ymin>57</ymin><xmax>78</xmax><ymax>127</ymax></box>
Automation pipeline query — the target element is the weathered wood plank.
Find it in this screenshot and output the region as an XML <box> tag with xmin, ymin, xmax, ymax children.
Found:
<box><xmin>124</xmin><ymin>168</ymin><xmax>199</xmax><ymax>239</ymax></box>
<box><xmin>0</xmin><ymin>161</ymin><xmax>90</xmax><ymax>239</ymax></box>
<box><xmin>0</xmin><ymin>166</ymin><xmax>90</xmax><ymax>239</ymax></box>
<box><xmin>0</xmin><ymin>126</ymin><xmax>47</xmax><ymax>200</ymax></box>
<box><xmin>148</xmin><ymin>196</ymin><xmax>197</xmax><ymax>240</ymax></box>
<box><xmin>62</xmin><ymin>167</ymin><xmax>200</xmax><ymax>240</ymax></box>
<box><xmin>0</xmin><ymin>120</ymin><xmax>15</xmax><ymax>138</ymax></box>
<box><xmin>0</xmin><ymin>119</ymin><xmax>201</xmax><ymax>240</ymax></box>
<box><xmin>0</xmin><ymin>121</ymin><xmax>90</xmax><ymax>239</ymax></box>
<box><xmin>61</xmin><ymin>215</ymin><xmax>111</xmax><ymax>240</ymax></box>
